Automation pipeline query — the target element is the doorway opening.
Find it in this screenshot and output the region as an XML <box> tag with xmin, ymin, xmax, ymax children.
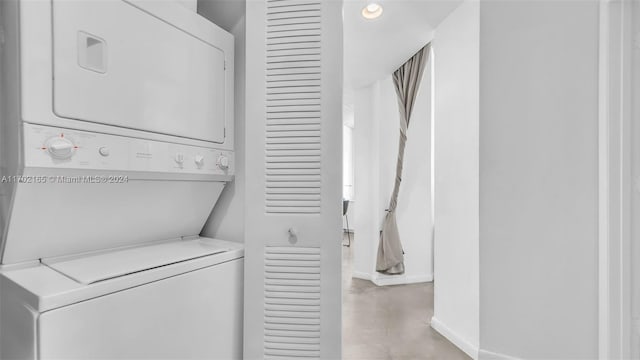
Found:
<box><xmin>340</xmin><ymin>1</ymin><xmax>476</xmax><ymax>358</ymax></box>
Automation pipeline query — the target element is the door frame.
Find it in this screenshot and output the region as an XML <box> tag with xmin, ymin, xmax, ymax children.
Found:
<box><xmin>598</xmin><ymin>0</ymin><xmax>634</xmax><ymax>358</ymax></box>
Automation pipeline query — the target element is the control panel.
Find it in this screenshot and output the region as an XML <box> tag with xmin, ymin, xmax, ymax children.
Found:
<box><xmin>23</xmin><ymin>124</ymin><xmax>234</xmax><ymax>177</ymax></box>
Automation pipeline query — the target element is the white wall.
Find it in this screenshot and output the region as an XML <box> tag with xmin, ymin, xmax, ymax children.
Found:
<box><xmin>352</xmin><ymin>58</ymin><xmax>433</xmax><ymax>286</ymax></box>
<box><xmin>353</xmin><ymin>84</ymin><xmax>380</xmax><ymax>279</ymax></box>
<box><xmin>343</xmin><ymin>124</ymin><xmax>354</xmax><ymax>201</ymax></box>
<box><xmin>200</xmin><ymin>5</ymin><xmax>246</xmax><ymax>243</ymax></box>
<box><xmin>430</xmin><ymin>1</ymin><xmax>480</xmax><ymax>357</ymax></box>
<box><xmin>343</xmin><ymin>122</ymin><xmax>355</xmax><ymax>232</ymax></box>
<box><xmin>478</xmin><ymin>1</ymin><xmax>599</xmax><ymax>358</ymax></box>
<box><xmin>631</xmin><ymin>1</ymin><xmax>640</xmax><ymax>356</ymax></box>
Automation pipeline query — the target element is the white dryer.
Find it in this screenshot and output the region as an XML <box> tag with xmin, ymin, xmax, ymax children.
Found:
<box><xmin>0</xmin><ymin>0</ymin><xmax>240</xmax><ymax>358</ymax></box>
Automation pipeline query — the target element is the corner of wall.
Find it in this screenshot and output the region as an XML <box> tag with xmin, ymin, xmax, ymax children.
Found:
<box><xmin>430</xmin><ymin>317</ymin><xmax>479</xmax><ymax>360</ymax></box>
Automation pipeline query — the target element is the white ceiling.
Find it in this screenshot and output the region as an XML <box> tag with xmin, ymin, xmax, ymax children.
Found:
<box><xmin>343</xmin><ymin>0</ymin><xmax>462</xmax><ymax>89</ymax></box>
<box><xmin>197</xmin><ymin>0</ymin><xmax>461</xmax><ymax>88</ymax></box>
<box><xmin>196</xmin><ymin>0</ymin><xmax>462</xmax><ymax>125</ymax></box>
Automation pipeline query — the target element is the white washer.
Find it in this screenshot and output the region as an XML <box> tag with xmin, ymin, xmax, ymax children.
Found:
<box><xmin>1</xmin><ymin>239</ymin><xmax>244</xmax><ymax>359</ymax></box>
<box><xmin>0</xmin><ymin>0</ymin><xmax>239</xmax><ymax>358</ymax></box>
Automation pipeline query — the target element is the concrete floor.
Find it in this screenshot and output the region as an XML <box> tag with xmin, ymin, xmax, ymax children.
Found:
<box><xmin>342</xmin><ymin>235</ymin><xmax>471</xmax><ymax>360</ymax></box>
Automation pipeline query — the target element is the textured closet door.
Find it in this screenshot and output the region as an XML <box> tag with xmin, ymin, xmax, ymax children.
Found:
<box><xmin>244</xmin><ymin>1</ymin><xmax>342</xmax><ymax>359</ymax></box>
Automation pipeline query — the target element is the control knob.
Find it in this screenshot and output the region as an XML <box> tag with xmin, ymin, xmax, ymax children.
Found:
<box><xmin>217</xmin><ymin>155</ymin><xmax>229</xmax><ymax>170</ymax></box>
<box><xmin>45</xmin><ymin>137</ymin><xmax>76</xmax><ymax>160</ymax></box>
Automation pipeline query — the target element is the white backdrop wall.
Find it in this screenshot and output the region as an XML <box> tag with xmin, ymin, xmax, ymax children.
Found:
<box><xmin>352</xmin><ymin>58</ymin><xmax>433</xmax><ymax>286</ymax></box>
<box><xmin>430</xmin><ymin>1</ymin><xmax>480</xmax><ymax>357</ymax></box>
<box><xmin>478</xmin><ymin>1</ymin><xmax>600</xmax><ymax>358</ymax></box>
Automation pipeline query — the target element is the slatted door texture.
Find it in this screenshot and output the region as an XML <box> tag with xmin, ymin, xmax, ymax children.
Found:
<box><xmin>264</xmin><ymin>247</ymin><xmax>321</xmax><ymax>358</ymax></box>
<box><xmin>265</xmin><ymin>0</ymin><xmax>322</xmax><ymax>215</ymax></box>
<box><xmin>244</xmin><ymin>0</ymin><xmax>342</xmax><ymax>359</ymax></box>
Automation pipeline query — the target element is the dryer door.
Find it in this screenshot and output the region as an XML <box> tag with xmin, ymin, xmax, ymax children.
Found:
<box><xmin>51</xmin><ymin>0</ymin><xmax>226</xmax><ymax>143</ymax></box>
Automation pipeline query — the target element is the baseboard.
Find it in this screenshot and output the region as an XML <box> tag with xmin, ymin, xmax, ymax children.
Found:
<box><xmin>351</xmin><ymin>271</ymin><xmax>371</xmax><ymax>281</ymax></box>
<box><xmin>478</xmin><ymin>349</ymin><xmax>522</xmax><ymax>360</ymax></box>
<box><xmin>371</xmin><ymin>272</ymin><xmax>433</xmax><ymax>286</ymax></box>
<box><xmin>351</xmin><ymin>271</ymin><xmax>433</xmax><ymax>286</ymax></box>
<box><xmin>428</xmin><ymin>318</ymin><xmax>523</xmax><ymax>360</ymax></box>
<box><xmin>430</xmin><ymin>317</ymin><xmax>479</xmax><ymax>360</ymax></box>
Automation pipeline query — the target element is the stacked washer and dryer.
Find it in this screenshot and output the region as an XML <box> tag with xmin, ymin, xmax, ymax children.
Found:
<box><xmin>0</xmin><ymin>0</ymin><xmax>242</xmax><ymax>358</ymax></box>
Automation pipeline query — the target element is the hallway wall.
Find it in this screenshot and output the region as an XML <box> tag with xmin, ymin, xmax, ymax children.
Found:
<box><xmin>353</xmin><ymin>84</ymin><xmax>380</xmax><ymax>279</ymax></box>
<box><xmin>631</xmin><ymin>0</ymin><xmax>640</xmax><ymax>356</ymax></box>
<box><xmin>478</xmin><ymin>1</ymin><xmax>600</xmax><ymax>358</ymax></box>
<box><xmin>430</xmin><ymin>1</ymin><xmax>480</xmax><ymax>356</ymax></box>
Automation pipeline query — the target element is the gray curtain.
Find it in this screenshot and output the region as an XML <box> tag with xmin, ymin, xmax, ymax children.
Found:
<box><xmin>376</xmin><ymin>43</ymin><xmax>431</xmax><ymax>275</ymax></box>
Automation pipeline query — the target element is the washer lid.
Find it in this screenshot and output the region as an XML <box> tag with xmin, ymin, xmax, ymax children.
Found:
<box><xmin>42</xmin><ymin>239</ymin><xmax>229</xmax><ymax>285</ymax></box>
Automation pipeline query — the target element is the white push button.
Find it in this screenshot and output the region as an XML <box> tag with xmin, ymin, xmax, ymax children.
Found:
<box><xmin>194</xmin><ymin>154</ymin><xmax>205</xmax><ymax>168</ymax></box>
<box><xmin>175</xmin><ymin>153</ymin><xmax>185</xmax><ymax>165</ymax></box>
<box><xmin>98</xmin><ymin>147</ymin><xmax>110</xmax><ymax>156</ymax></box>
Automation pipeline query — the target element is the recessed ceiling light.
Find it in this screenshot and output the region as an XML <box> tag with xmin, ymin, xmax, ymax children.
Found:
<box><xmin>362</xmin><ymin>1</ymin><xmax>383</xmax><ymax>20</ymax></box>
<box><xmin>366</xmin><ymin>3</ymin><xmax>380</xmax><ymax>12</ymax></box>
